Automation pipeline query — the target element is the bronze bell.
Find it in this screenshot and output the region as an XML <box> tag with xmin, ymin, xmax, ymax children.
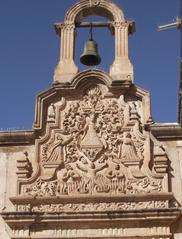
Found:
<box><xmin>80</xmin><ymin>25</ymin><xmax>101</xmax><ymax>66</ymax></box>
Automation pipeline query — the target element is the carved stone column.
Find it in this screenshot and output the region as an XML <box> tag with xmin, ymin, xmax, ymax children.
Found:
<box><xmin>54</xmin><ymin>22</ymin><xmax>78</xmax><ymax>83</ymax></box>
<box><xmin>176</xmin><ymin>142</ymin><xmax>182</xmax><ymax>205</ymax></box>
<box><xmin>110</xmin><ymin>22</ymin><xmax>134</xmax><ymax>82</ymax></box>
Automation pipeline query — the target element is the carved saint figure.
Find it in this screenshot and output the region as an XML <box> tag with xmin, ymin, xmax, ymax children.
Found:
<box><xmin>46</xmin><ymin>134</ymin><xmax>72</xmax><ymax>163</ymax></box>
<box><xmin>121</xmin><ymin>132</ymin><xmax>139</xmax><ymax>163</ymax></box>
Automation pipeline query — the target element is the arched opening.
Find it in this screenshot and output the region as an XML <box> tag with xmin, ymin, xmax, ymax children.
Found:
<box><xmin>54</xmin><ymin>0</ymin><xmax>133</xmax><ymax>83</ymax></box>
<box><xmin>75</xmin><ymin>15</ymin><xmax>115</xmax><ymax>72</ymax></box>
<box><xmin>65</xmin><ymin>1</ymin><xmax>124</xmax><ymax>23</ymax></box>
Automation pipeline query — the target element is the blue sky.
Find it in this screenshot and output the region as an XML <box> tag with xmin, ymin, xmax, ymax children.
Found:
<box><xmin>0</xmin><ymin>0</ymin><xmax>180</xmax><ymax>130</ymax></box>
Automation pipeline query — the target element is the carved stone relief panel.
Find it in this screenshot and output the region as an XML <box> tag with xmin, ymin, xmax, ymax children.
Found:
<box><xmin>18</xmin><ymin>84</ymin><xmax>169</xmax><ymax>198</ymax></box>
<box><xmin>16</xmin><ymin>200</ymin><xmax>169</xmax><ymax>213</ymax></box>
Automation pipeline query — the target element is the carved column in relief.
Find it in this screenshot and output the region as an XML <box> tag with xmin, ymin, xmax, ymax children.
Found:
<box><xmin>175</xmin><ymin>142</ymin><xmax>182</xmax><ymax>205</ymax></box>
<box><xmin>54</xmin><ymin>22</ymin><xmax>78</xmax><ymax>83</ymax></box>
<box><xmin>110</xmin><ymin>22</ymin><xmax>134</xmax><ymax>81</ymax></box>
<box><xmin>16</xmin><ymin>152</ymin><xmax>33</xmax><ymax>179</ymax></box>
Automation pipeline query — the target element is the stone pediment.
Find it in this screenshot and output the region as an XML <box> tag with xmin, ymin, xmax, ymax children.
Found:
<box><xmin>16</xmin><ymin>71</ymin><xmax>169</xmax><ymax>200</ymax></box>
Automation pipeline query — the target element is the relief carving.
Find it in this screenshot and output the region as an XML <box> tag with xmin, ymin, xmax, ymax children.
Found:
<box><xmin>90</xmin><ymin>0</ymin><xmax>101</xmax><ymax>6</ymax></box>
<box><xmin>20</xmin><ymin>85</ymin><xmax>167</xmax><ymax>197</ymax></box>
<box><xmin>42</xmin><ymin>134</ymin><xmax>72</xmax><ymax>163</ymax></box>
<box><xmin>17</xmin><ymin>200</ymin><xmax>169</xmax><ymax>213</ymax></box>
<box><xmin>47</xmin><ymin>103</ymin><xmax>56</xmax><ymax>123</ymax></box>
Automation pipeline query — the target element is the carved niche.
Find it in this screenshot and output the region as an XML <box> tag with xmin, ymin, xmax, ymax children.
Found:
<box><xmin>18</xmin><ymin>83</ymin><xmax>169</xmax><ymax>198</ymax></box>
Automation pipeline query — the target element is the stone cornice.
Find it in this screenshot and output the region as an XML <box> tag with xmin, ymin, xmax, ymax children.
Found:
<box><xmin>149</xmin><ymin>123</ymin><xmax>182</xmax><ymax>140</ymax></box>
<box><xmin>0</xmin><ymin>130</ymin><xmax>35</xmax><ymax>146</ymax></box>
<box><xmin>2</xmin><ymin>208</ymin><xmax>180</xmax><ymax>228</ymax></box>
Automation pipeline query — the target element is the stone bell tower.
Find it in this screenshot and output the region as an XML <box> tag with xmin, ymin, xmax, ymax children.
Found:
<box><xmin>1</xmin><ymin>0</ymin><xmax>182</xmax><ymax>239</ymax></box>
<box><xmin>53</xmin><ymin>0</ymin><xmax>134</xmax><ymax>83</ymax></box>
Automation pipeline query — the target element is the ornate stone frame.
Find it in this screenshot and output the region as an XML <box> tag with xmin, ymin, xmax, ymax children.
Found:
<box><xmin>16</xmin><ymin>69</ymin><xmax>171</xmax><ymax>205</ymax></box>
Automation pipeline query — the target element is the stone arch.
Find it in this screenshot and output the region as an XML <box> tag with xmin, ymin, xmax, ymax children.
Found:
<box><xmin>71</xmin><ymin>69</ymin><xmax>112</xmax><ymax>89</ymax></box>
<box><xmin>54</xmin><ymin>0</ymin><xmax>134</xmax><ymax>84</ymax></box>
<box><xmin>64</xmin><ymin>0</ymin><xmax>125</xmax><ymax>23</ymax></box>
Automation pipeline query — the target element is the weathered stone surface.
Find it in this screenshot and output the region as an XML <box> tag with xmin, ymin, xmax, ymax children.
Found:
<box><xmin>0</xmin><ymin>0</ymin><xmax>182</xmax><ymax>239</ymax></box>
<box><xmin>18</xmin><ymin>82</ymin><xmax>168</xmax><ymax>199</ymax></box>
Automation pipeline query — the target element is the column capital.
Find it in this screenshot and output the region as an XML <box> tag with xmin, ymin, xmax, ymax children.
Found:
<box><xmin>112</xmin><ymin>21</ymin><xmax>135</xmax><ymax>34</ymax></box>
<box><xmin>54</xmin><ymin>22</ymin><xmax>75</xmax><ymax>36</ymax></box>
<box><xmin>112</xmin><ymin>21</ymin><xmax>128</xmax><ymax>28</ymax></box>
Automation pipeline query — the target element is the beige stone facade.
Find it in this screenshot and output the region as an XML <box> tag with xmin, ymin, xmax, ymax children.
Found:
<box><xmin>0</xmin><ymin>0</ymin><xmax>182</xmax><ymax>238</ymax></box>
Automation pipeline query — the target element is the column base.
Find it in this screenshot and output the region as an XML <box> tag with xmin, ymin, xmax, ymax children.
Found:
<box><xmin>53</xmin><ymin>60</ymin><xmax>78</xmax><ymax>84</ymax></box>
<box><xmin>110</xmin><ymin>58</ymin><xmax>134</xmax><ymax>82</ymax></box>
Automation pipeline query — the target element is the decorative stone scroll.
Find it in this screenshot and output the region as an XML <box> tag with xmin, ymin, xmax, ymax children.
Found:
<box><xmin>18</xmin><ymin>84</ymin><xmax>169</xmax><ymax>198</ymax></box>
<box><xmin>22</xmin><ymin>177</ymin><xmax>162</xmax><ymax>197</ymax></box>
<box><xmin>16</xmin><ymin>200</ymin><xmax>169</xmax><ymax>213</ymax></box>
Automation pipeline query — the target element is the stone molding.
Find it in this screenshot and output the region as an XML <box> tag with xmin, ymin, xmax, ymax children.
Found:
<box><xmin>0</xmin><ymin>130</ymin><xmax>35</xmax><ymax>145</ymax></box>
<box><xmin>2</xmin><ymin>209</ymin><xmax>179</xmax><ymax>239</ymax></box>
<box><xmin>10</xmin><ymin>192</ymin><xmax>174</xmax><ymax>213</ymax></box>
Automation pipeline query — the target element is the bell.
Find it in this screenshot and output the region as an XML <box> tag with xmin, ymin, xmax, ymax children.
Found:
<box><xmin>80</xmin><ymin>39</ymin><xmax>101</xmax><ymax>66</ymax></box>
<box><xmin>80</xmin><ymin>25</ymin><xmax>101</xmax><ymax>66</ymax></box>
